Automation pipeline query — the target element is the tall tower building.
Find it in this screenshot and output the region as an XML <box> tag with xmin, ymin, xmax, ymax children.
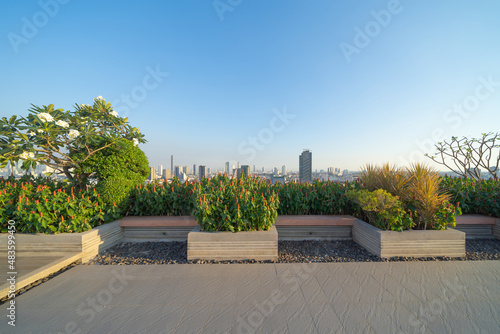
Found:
<box><xmin>171</xmin><ymin>155</ymin><xmax>174</xmax><ymax>179</ymax></box>
<box><xmin>299</xmin><ymin>149</ymin><xmax>312</xmax><ymax>183</ymax></box>
<box><xmin>282</xmin><ymin>165</ymin><xmax>287</xmax><ymax>176</ymax></box>
<box><xmin>193</xmin><ymin>164</ymin><xmax>196</xmax><ymax>175</ymax></box>
<box><xmin>199</xmin><ymin>165</ymin><xmax>207</xmax><ymax>179</ymax></box>
<box><xmin>225</xmin><ymin>162</ymin><xmax>230</xmax><ymax>174</ymax></box>
<box><xmin>158</xmin><ymin>164</ymin><xmax>163</xmax><ymax>176</ymax></box>
<box><xmin>174</xmin><ymin>166</ymin><xmax>181</xmax><ymax>178</ymax></box>
<box><xmin>149</xmin><ymin>167</ymin><xmax>156</xmax><ymax>181</ymax></box>
<box><xmin>241</xmin><ymin>165</ymin><xmax>250</xmax><ymax>178</ymax></box>
<box><xmin>182</xmin><ymin>166</ymin><xmax>189</xmax><ymax>175</ymax></box>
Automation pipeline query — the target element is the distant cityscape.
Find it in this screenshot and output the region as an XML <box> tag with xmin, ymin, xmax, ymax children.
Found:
<box><xmin>1</xmin><ymin>149</ymin><xmax>496</xmax><ymax>183</ymax></box>
<box><xmin>0</xmin><ymin>149</ymin><xmax>357</xmax><ymax>184</ymax></box>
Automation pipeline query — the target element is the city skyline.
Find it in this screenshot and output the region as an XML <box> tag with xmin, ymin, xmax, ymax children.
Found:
<box><xmin>1</xmin><ymin>1</ymin><xmax>499</xmax><ymax>171</ymax></box>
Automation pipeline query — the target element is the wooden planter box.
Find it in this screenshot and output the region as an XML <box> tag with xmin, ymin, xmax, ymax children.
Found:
<box><xmin>187</xmin><ymin>225</ymin><xmax>278</xmax><ymax>261</ymax></box>
<box><xmin>352</xmin><ymin>219</ymin><xmax>466</xmax><ymax>258</ymax></box>
<box><xmin>275</xmin><ymin>215</ymin><xmax>354</xmax><ymax>240</ymax></box>
<box><xmin>0</xmin><ymin>220</ymin><xmax>123</xmax><ymax>263</ymax></box>
<box><xmin>454</xmin><ymin>214</ymin><xmax>500</xmax><ymax>239</ymax></box>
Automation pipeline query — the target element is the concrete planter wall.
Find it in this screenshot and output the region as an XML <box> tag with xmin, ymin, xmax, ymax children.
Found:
<box><xmin>454</xmin><ymin>215</ymin><xmax>499</xmax><ymax>239</ymax></box>
<box><xmin>0</xmin><ymin>220</ymin><xmax>123</xmax><ymax>263</ymax></box>
<box><xmin>121</xmin><ymin>216</ymin><xmax>196</xmax><ymax>242</ymax></box>
<box><xmin>275</xmin><ymin>215</ymin><xmax>354</xmax><ymax>240</ymax></box>
<box><xmin>352</xmin><ymin>220</ymin><xmax>466</xmax><ymax>258</ymax></box>
<box><xmin>187</xmin><ymin>225</ymin><xmax>278</xmax><ymax>261</ymax></box>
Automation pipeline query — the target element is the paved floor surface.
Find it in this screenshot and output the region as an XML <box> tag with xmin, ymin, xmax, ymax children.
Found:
<box><xmin>1</xmin><ymin>261</ymin><xmax>499</xmax><ymax>333</ymax></box>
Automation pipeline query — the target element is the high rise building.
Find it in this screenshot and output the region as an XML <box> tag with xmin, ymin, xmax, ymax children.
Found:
<box><xmin>162</xmin><ymin>169</ymin><xmax>171</xmax><ymax>179</ymax></box>
<box><xmin>199</xmin><ymin>165</ymin><xmax>207</xmax><ymax>179</ymax></box>
<box><xmin>225</xmin><ymin>162</ymin><xmax>230</xmax><ymax>174</ymax></box>
<box><xmin>253</xmin><ymin>165</ymin><xmax>256</xmax><ymax>172</ymax></box>
<box><xmin>207</xmin><ymin>167</ymin><xmax>211</xmax><ymax>174</ymax></box>
<box><xmin>282</xmin><ymin>165</ymin><xmax>287</xmax><ymax>176</ymax></box>
<box><xmin>158</xmin><ymin>164</ymin><xmax>163</xmax><ymax>176</ymax></box>
<box><xmin>174</xmin><ymin>166</ymin><xmax>181</xmax><ymax>178</ymax></box>
<box><xmin>273</xmin><ymin>167</ymin><xmax>278</xmax><ymax>175</ymax></box>
<box><xmin>261</xmin><ymin>167</ymin><xmax>264</xmax><ymax>173</ymax></box>
<box><xmin>182</xmin><ymin>166</ymin><xmax>189</xmax><ymax>175</ymax></box>
<box><xmin>236</xmin><ymin>168</ymin><xmax>242</xmax><ymax>179</ymax></box>
<box><xmin>299</xmin><ymin>149</ymin><xmax>312</xmax><ymax>183</ymax></box>
<box><xmin>149</xmin><ymin>167</ymin><xmax>156</xmax><ymax>181</ymax></box>
<box><xmin>241</xmin><ymin>165</ymin><xmax>250</xmax><ymax>178</ymax></box>
<box><xmin>193</xmin><ymin>164</ymin><xmax>196</xmax><ymax>175</ymax></box>
<box><xmin>237</xmin><ymin>162</ymin><xmax>240</xmax><ymax>169</ymax></box>
<box><xmin>171</xmin><ymin>155</ymin><xmax>174</xmax><ymax>179</ymax></box>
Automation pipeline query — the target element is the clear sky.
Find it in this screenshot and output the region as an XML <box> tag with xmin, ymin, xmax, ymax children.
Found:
<box><xmin>1</xmin><ymin>0</ymin><xmax>499</xmax><ymax>172</ymax></box>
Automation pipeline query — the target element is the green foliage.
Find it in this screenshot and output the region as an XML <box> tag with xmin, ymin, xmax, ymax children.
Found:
<box><xmin>72</xmin><ymin>139</ymin><xmax>149</xmax><ymax>207</ymax></box>
<box><xmin>0</xmin><ymin>176</ymin><xmax>121</xmax><ymax>233</ymax></box>
<box><xmin>359</xmin><ymin>162</ymin><xmax>459</xmax><ymax>230</ymax></box>
<box><xmin>273</xmin><ymin>179</ymin><xmax>361</xmax><ymax>215</ymax></box>
<box><xmin>126</xmin><ymin>178</ymin><xmax>198</xmax><ymax>216</ymax></box>
<box><xmin>347</xmin><ymin>189</ymin><xmax>413</xmax><ymax>231</ymax></box>
<box><xmin>441</xmin><ymin>176</ymin><xmax>500</xmax><ymax>217</ymax></box>
<box><xmin>0</xmin><ymin>98</ymin><xmax>146</xmax><ymax>188</ymax></box>
<box><xmin>194</xmin><ymin>175</ymin><xmax>279</xmax><ymax>232</ymax></box>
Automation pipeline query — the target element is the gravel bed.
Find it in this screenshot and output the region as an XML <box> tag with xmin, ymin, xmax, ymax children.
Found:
<box><xmin>84</xmin><ymin>239</ymin><xmax>500</xmax><ymax>265</ymax></box>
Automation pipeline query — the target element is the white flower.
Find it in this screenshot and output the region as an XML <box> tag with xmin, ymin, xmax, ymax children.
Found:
<box><xmin>68</xmin><ymin>129</ymin><xmax>80</xmax><ymax>140</ymax></box>
<box><xmin>37</xmin><ymin>129</ymin><xmax>44</xmax><ymax>133</ymax></box>
<box><xmin>38</xmin><ymin>112</ymin><xmax>54</xmax><ymax>123</ymax></box>
<box><xmin>55</xmin><ymin>120</ymin><xmax>69</xmax><ymax>128</ymax></box>
<box><xmin>80</xmin><ymin>104</ymin><xmax>85</xmax><ymax>108</ymax></box>
<box><xmin>86</xmin><ymin>104</ymin><xmax>91</xmax><ymax>107</ymax></box>
<box><xmin>27</xmin><ymin>131</ymin><xmax>35</xmax><ymax>136</ymax></box>
<box><xmin>109</xmin><ymin>110</ymin><xmax>119</xmax><ymax>117</ymax></box>
<box><xmin>94</xmin><ymin>96</ymin><xmax>104</xmax><ymax>101</ymax></box>
<box><xmin>132</xmin><ymin>138</ymin><xmax>139</xmax><ymax>146</ymax></box>
<box><xmin>19</xmin><ymin>151</ymin><xmax>35</xmax><ymax>160</ymax></box>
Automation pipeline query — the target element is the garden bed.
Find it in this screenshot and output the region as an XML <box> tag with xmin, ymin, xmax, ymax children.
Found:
<box><xmin>352</xmin><ymin>219</ymin><xmax>466</xmax><ymax>258</ymax></box>
<box><xmin>187</xmin><ymin>225</ymin><xmax>278</xmax><ymax>261</ymax></box>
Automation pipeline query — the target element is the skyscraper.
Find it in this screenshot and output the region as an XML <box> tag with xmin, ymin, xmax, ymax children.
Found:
<box><xmin>225</xmin><ymin>162</ymin><xmax>230</xmax><ymax>174</ymax></box>
<box><xmin>193</xmin><ymin>164</ymin><xmax>196</xmax><ymax>175</ymax></box>
<box><xmin>149</xmin><ymin>167</ymin><xmax>156</xmax><ymax>181</ymax></box>
<box><xmin>171</xmin><ymin>155</ymin><xmax>174</xmax><ymax>179</ymax></box>
<box><xmin>174</xmin><ymin>166</ymin><xmax>181</xmax><ymax>178</ymax></box>
<box><xmin>182</xmin><ymin>166</ymin><xmax>189</xmax><ymax>175</ymax></box>
<box><xmin>299</xmin><ymin>149</ymin><xmax>312</xmax><ymax>183</ymax></box>
<box><xmin>158</xmin><ymin>164</ymin><xmax>163</xmax><ymax>176</ymax></box>
<box><xmin>282</xmin><ymin>165</ymin><xmax>287</xmax><ymax>176</ymax></box>
<box><xmin>199</xmin><ymin>165</ymin><xmax>207</xmax><ymax>179</ymax></box>
<box><xmin>241</xmin><ymin>165</ymin><xmax>250</xmax><ymax>178</ymax></box>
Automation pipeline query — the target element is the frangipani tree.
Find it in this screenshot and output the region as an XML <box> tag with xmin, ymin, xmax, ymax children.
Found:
<box><xmin>425</xmin><ymin>132</ymin><xmax>499</xmax><ymax>180</ymax></box>
<box><xmin>0</xmin><ymin>96</ymin><xmax>146</xmax><ymax>188</ymax></box>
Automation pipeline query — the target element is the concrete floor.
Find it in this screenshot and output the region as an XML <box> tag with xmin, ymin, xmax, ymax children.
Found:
<box><xmin>1</xmin><ymin>261</ymin><xmax>499</xmax><ymax>333</ymax></box>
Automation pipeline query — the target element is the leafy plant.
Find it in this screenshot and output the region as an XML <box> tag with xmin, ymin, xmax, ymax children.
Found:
<box><xmin>441</xmin><ymin>176</ymin><xmax>500</xmax><ymax>217</ymax></box>
<box><xmin>194</xmin><ymin>174</ymin><xmax>279</xmax><ymax>232</ymax></box>
<box><xmin>0</xmin><ymin>176</ymin><xmax>121</xmax><ymax>233</ymax></box>
<box><xmin>347</xmin><ymin>189</ymin><xmax>413</xmax><ymax>231</ymax></box>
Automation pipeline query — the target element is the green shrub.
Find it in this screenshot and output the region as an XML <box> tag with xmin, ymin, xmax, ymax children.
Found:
<box><xmin>273</xmin><ymin>179</ymin><xmax>360</xmax><ymax>215</ymax></box>
<box><xmin>194</xmin><ymin>174</ymin><xmax>279</xmax><ymax>232</ymax></box>
<box><xmin>125</xmin><ymin>178</ymin><xmax>198</xmax><ymax>216</ymax></box>
<box><xmin>73</xmin><ymin>139</ymin><xmax>149</xmax><ymax>208</ymax></box>
<box><xmin>0</xmin><ymin>176</ymin><xmax>121</xmax><ymax>233</ymax></box>
<box><xmin>440</xmin><ymin>176</ymin><xmax>500</xmax><ymax>217</ymax></box>
<box><xmin>347</xmin><ymin>189</ymin><xmax>413</xmax><ymax>231</ymax></box>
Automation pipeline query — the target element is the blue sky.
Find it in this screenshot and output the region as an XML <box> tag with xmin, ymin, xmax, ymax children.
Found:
<box><xmin>1</xmin><ymin>0</ymin><xmax>499</xmax><ymax>172</ymax></box>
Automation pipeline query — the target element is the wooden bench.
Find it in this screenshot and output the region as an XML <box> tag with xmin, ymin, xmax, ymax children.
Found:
<box><xmin>453</xmin><ymin>215</ymin><xmax>499</xmax><ymax>239</ymax></box>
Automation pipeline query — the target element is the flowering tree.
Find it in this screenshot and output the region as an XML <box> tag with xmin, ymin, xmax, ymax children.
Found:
<box><xmin>0</xmin><ymin>96</ymin><xmax>146</xmax><ymax>188</ymax></box>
